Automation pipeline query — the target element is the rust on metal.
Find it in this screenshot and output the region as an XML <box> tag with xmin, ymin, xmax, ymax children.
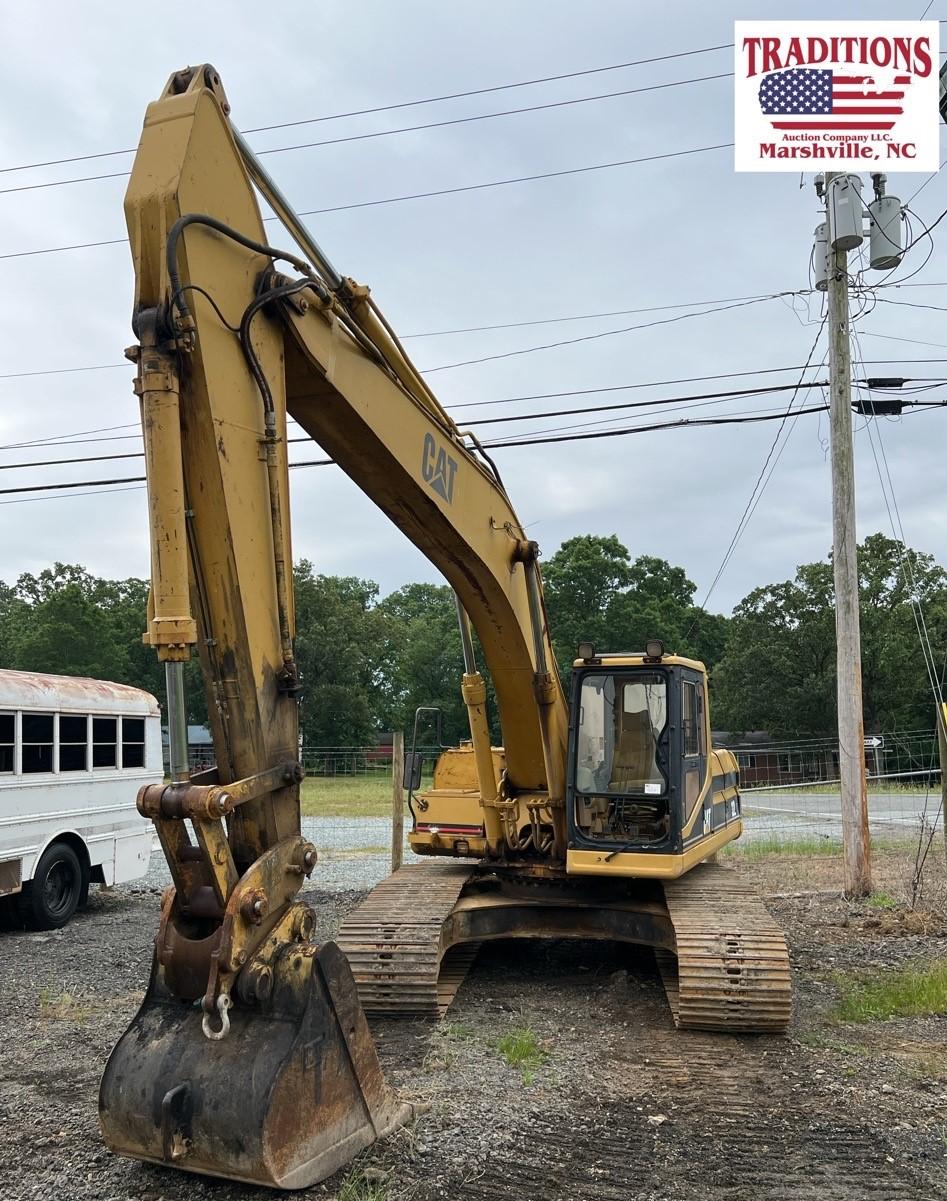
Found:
<box><xmin>0</xmin><ymin>667</ymin><xmax>158</xmax><ymax>715</ymax></box>
<box><xmin>339</xmin><ymin>861</ymin><xmax>790</xmax><ymax>1034</ymax></box>
<box><xmin>657</xmin><ymin>862</ymin><xmax>792</xmax><ymax>1033</ymax></box>
<box><xmin>338</xmin><ymin>862</ymin><xmax>674</xmax><ymax>1017</ymax></box>
<box><xmin>100</xmin><ymin>934</ymin><xmax>412</xmax><ymax>1189</ymax></box>
<box><xmin>138</xmin><ymin>760</ymin><xmax>303</xmax><ymax>820</ymax></box>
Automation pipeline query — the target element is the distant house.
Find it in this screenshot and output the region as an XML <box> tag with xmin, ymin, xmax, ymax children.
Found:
<box><xmin>712</xmin><ymin>730</ymin><xmax>837</xmax><ymax>787</ymax></box>
<box><xmin>160</xmin><ymin>723</ymin><xmax>214</xmax><ymax>772</ymax></box>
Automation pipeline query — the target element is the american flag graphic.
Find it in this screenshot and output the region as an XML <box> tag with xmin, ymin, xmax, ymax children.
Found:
<box><xmin>758</xmin><ymin>67</ymin><xmax>910</xmax><ymax>131</ymax></box>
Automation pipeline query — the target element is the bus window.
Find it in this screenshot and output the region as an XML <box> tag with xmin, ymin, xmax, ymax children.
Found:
<box><xmin>22</xmin><ymin>713</ymin><xmax>54</xmax><ymax>773</ymax></box>
<box><xmin>0</xmin><ymin>713</ymin><xmax>13</xmax><ymax>772</ymax></box>
<box><xmin>93</xmin><ymin>717</ymin><xmax>117</xmax><ymax>768</ymax></box>
<box><xmin>121</xmin><ymin>717</ymin><xmax>145</xmax><ymax>768</ymax></box>
<box><xmin>59</xmin><ymin>714</ymin><xmax>88</xmax><ymax>771</ymax></box>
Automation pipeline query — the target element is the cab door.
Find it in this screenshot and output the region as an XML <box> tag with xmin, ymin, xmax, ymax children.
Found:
<box><xmin>680</xmin><ymin>671</ymin><xmax>708</xmax><ymax>835</ymax></box>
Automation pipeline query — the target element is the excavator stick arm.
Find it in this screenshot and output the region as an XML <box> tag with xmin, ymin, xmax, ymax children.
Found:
<box><xmin>100</xmin><ymin>65</ymin><xmax>410</xmax><ymax>1189</ymax></box>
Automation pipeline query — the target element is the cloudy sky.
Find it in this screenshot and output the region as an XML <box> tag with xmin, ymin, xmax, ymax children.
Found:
<box><xmin>1</xmin><ymin>0</ymin><xmax>945</xmax><ymax>617</ymax></box>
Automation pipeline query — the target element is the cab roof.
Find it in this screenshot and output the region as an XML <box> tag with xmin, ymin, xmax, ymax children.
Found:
<box><xmin>571</xmin><ymin>652</ymin><xmax>706</xmax><ymax>673</ymax></box>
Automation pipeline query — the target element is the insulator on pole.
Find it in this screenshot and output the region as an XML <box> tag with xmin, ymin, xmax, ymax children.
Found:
<box><xmin>868</xmin><ymin>195</ymin><xmax>903</xmax><ymax>269</ymax></box>
<box><xmin>828</xmin><ymin>174</ymin><xmax>864</xmax><ymax>251</ymax></box>
<box><xmin>814</xmin><ymin>222</ymin><xmax>829</xmax><ymax>291</ymax></box>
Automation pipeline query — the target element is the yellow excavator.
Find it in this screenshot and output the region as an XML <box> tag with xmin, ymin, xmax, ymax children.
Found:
<box><xmin>99</xmin><ymin>65</ymin><xmax>791</xmax><ymax>1191</ymax></box>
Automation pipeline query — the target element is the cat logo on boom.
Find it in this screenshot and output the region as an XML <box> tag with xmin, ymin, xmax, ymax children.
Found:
<box><xmin>421</xmin><ymin>432</ymin><xmax>458</xmax><ymax>504</ymax></box>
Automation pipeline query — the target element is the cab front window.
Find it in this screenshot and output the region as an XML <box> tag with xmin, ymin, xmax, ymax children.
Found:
<box><xmin>576</xmin><ymin>673</ymin><xmax>667</xmax><ymax>796</ymax></box>
<box><xmin>573</xmin><ymin>672</ymin><xmax>669</xmax><ymax>847</ymax></box>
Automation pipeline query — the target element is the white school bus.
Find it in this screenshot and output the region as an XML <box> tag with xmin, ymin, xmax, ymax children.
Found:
<box><xmin>0</xmin><ymin>669</ymin><xmax>161</xmax><ymax>929</ymax></box>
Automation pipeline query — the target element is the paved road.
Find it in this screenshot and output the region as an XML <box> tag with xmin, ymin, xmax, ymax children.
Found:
<box><xmin>742</xmin><ymin>789</ymin><xmax>942</xmax><ymax>840</ymax></box>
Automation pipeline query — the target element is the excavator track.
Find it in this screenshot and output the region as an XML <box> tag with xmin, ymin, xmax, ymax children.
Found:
<box><xmin>339</xmin><ymin>861</ymin><xmax>791</xmax><ymax>1033</ymax></box>
<box><xmin>657</xmin><ymin>862</ymin><xmax>792</xmax><ymax>1033</ymax></box>
<box><xmin>337</xmin><ymin>863</ymin><xmax>478</xmax><ymax>1016</ymax></box>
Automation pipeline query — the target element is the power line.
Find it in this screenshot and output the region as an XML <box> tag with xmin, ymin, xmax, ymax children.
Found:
<box><xmin>2</xmin><ymin>359</ymin><xmax>944</xmax><ymax>456</ymax></box>
<box><xmin>0</xmin><ymin>408</ymin><xmax>820</xmax><ymax>496</ymax></box>
<box><xmin>6</xmin><ymin>394</ymin><xmax>944</xmax><ymax>500</ymax></box>
<box><xmin>0</xmin><ymin>451</ymin><xmax>140</xmax><ymax>471</ymax></box>
<box><xmin>0</xmin><ymin>381</ymin><xmax>837</xmax><ymax>474</ymax></box>
<box><xmin>0</xmin><ymin>291</ymin><xmax>813</xmax><ymax>382</ymax></box>
<box><xmin>453</xmin><ymin>382</ymin><xmax>831</xmax><ymax>427</ymax></box>
<box><xmin>0</xmin><ymin>142</ymin><xmax>733</xmax><ymax>263</ymax></box>
<box><xmin>688</xmin><ymin>321</ymin><xmax>828</xmax><ymax>626</ymax></box>
<box><xmin>872</xmin><ymin>297</ymin><xmax>947</xmax><ymax>315</ymax></box>
<box><xmin>0</xmin><ymin>423</ymin><xmax>140</xmax><ymax>452</ymax></box>
<box><xmin>0</xmin><ymin>235</ymin><xmax>126</xmax><ymax>262</ymax></box>
<box><xmin>449</xmin><ymin>359</ymin><xmax>947</xmax><ymax>410</ymax></box>
<box><xmin>422</xmin><ymin>293</ymin><xmax>786</xmax><ymax>373</ymax></box>
<box><xmin>0</xmin><ymin>73</ymin><xmax>733</xmax><ymax>197</ymax></box>
<box><xmin>859</xmin><ymin>330</ymin><xmax>947</xmax><ymax>351</ymax></box>
<box><xmin>0</xmin><ymin>292</ymin><xmax>801</xmax><ymax>401</ymax></box>
<box><xmin>0</xmin><ymin>474</ymin><xmax>146</xmax><ymax>496</ymax></box>
<box><xmin>0</xmin><ymin>483</ymin><xmax>146</xmax><ymax>507</ymax></box>
<box><xmin>896</xmin><ymin>200</ymin><xmax>947</xmax><ymax>260</ymax></box>
<box><xmin>0</xmin><ymin>42</ymin><xmax>733</xmax><ymax>176</ymax></box>
<box><xmin>402</xmin><ymin>291</ymin><xmax>792</xmax><ymax>338</ymax></box>
<box><xmin>0</xmin><ymin>363</ymin><xmax>129</xmax><ymax>382</ymax></box>
<box><xmin>290</xmin><ymin>143</ymin><xmax>734</xmax><ymax>218</ymax></box>
<box><xmin>484</xmin><ymin>404</ymin><xmax>830</xmax><ymax>448</ymax></box>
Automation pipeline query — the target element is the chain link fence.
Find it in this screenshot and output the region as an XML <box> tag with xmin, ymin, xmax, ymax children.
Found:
<box><xmin>160</xmin><ymin>732</ymin><xmax>945</xmax><ymax>894</ymax></box>
<box><xmin>726</xmin><ymin>728</ymin><xmax>943</xmax><ymax>848</ymax></box>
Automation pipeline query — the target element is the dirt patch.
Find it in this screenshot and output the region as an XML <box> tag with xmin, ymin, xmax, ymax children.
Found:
<box><xmin>1</xmin><ymin>861</ymin><xmax>947</xmax><ymax>1200</ymax></box>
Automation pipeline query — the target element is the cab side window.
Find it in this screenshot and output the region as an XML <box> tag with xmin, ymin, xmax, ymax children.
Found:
<box><xmin>682</xmin><ymin>681</ymin><xmax>705</xmax><ymax>758</ymax></box>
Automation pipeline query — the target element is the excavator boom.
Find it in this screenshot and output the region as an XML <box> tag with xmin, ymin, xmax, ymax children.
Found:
<box><xmin>101</xmin><ymin>63</ymin><xmax>792</xmax><ymax>1191</ymax></box>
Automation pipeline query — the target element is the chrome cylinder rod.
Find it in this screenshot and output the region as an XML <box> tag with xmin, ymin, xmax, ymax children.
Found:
<box><xmin>454</xmin><ymin>592</ymin><xmax>478</xmax><ymax>675</ymax></box>
<box><xmin>233</xmin><ymin>127</ymin><xmax>343</xmax><ymax>291</ymax></box>
<box><xmin>165</xmin><ymin>660</ymin><xmax>190</xmax><ymax>783</ymax></box>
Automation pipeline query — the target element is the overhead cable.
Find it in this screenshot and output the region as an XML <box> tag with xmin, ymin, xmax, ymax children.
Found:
<box><xmin>0</xmin><ymin>142</ymin><xmax>733</xmax><ymax>262</ymax></box>
<box><xmin>0</xmin><ymin>73</ymin><xmax>733</xmax><ymax>197</ymax></box>
<box><xmin>0</xmin><ymin>42</ymin><xmax>734</xmax><ymax>175</ymax></box>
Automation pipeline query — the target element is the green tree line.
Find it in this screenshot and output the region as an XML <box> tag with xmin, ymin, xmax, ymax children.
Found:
<box><xmin>0</xmin><ymin>532</ymin><xmax>942</xmax><ymax>745</ymax></box>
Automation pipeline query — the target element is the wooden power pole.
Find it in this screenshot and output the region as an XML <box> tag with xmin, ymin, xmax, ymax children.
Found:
<box><xmin>824</xmin><ymin>172</ymin><xmax>871</xmax><ymax>897</ymax></box>
<box><xmin>391</xmin><ymin>730</ymin><xmax>405</xmax><ymax>872</ymax></box>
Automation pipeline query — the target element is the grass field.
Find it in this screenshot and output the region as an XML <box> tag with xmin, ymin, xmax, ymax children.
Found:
<box><xmin>300</xmin><ymin>774</ymin><xmax>394</xmax><ymax>817</ymax></box>
<box><xmin>743</xmin><ymin>782</ymin><xmax>937</xmax><ymax>801</ymax></box>
<box><xmin>299</xmin><ymin>772</ymin><xmax>435</xmax><ymax>817</ymax></box>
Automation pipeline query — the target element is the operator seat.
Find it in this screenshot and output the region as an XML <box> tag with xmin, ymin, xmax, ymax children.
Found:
<box><xmin>609</xmin><ymin>709</ymin><xmax>658</xmax><ymax>791</ymax></box>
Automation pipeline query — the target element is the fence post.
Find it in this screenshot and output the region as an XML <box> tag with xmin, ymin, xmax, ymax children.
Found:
<box><xmin>391</xmin><ymin>730</ymin><xmax>404</xmax><ymax>872</ymax></box>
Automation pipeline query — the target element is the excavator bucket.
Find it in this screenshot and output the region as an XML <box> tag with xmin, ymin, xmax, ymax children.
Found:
<box><xmin>99</xmin><ymin>940</ymin><xmax>411</xmax><ymax>1190</ymax></box>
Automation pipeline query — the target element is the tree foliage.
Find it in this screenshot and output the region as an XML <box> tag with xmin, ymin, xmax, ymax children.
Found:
<box><xmin>1</xmin><ymin>532</ymin><xmax>942</xmax><ymax>746</ymax></box>
<box><xmin>542</xmin><ymin>535</ymin><xmax>729</xmax><ymax>676</ymax></box>
<box><xmin>374</xmin><ymin>583</ymin><xmax>470</xmax><ymax>746</ymax></box>
<box><xmin>292</xmin><ymin>562</ymin><xmax>388</xmax><ymax>747</ymax></box>
<box><xmin>713</xmin><ymin>534</ymin><xmax>947</xmax><ymax>737</ymax></box>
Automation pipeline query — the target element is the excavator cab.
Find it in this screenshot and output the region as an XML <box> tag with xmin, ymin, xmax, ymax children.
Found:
<box><xmin>565</xmin><ymin>641</ymin><xmax>742</xmax><ymax>877</ymax></box>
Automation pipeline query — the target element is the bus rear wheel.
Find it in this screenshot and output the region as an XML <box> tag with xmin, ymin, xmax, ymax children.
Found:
<box><xmin>22</xmin><ymin>843</ymin><xmax>83</xmax><ymax>930</ymax></box>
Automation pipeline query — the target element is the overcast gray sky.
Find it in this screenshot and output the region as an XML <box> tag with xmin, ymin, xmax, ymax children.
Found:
<box><xmin>1</xmin><ymin>0</ymin><xmax>944</xmax><ymax>616</ymax></box>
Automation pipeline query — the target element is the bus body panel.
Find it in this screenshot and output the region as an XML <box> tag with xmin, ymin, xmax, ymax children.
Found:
<box><xmin>0</xmin><ymin>670</ymin><xmax>161</xmax><ymax>901</ymax></box>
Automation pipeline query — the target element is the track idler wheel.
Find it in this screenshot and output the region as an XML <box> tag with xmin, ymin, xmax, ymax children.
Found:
<box><xmin>99</xmin><ymin>939</ymin><xmax>411</xmax><ymax>1189</ymax></box>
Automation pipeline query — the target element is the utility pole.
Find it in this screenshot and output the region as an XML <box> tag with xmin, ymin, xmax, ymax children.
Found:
<box><xmin>391</xmin><ymin>729</ymin><xmax>405</xmax><ymax>872</ymax></box>
<box><xmin>823</xmin><ymin>171</ymin><xmax>871</xmax><ymax>897</ymax></box>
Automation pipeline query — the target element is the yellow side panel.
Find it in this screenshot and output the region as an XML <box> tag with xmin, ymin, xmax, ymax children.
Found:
<box><xmin>566</xmin><ymin>824</ymin><xmax>741</xmax><ymax>879</ymax></box>
<box><xmin>431</xmin><ymin>745</ymin><xmax>506</xmax><ymax>791</ymax></box>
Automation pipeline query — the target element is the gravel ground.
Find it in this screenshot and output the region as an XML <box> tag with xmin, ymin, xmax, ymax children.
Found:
<box><xmin>2</xmin><ymin>865</ymin><xmax>947</xmax><ymax>1200</ymax></box>
<box><xmin>138</xmin><ymin>819</ymin><xmax>418</xmax><ymax>893</ymax></box>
